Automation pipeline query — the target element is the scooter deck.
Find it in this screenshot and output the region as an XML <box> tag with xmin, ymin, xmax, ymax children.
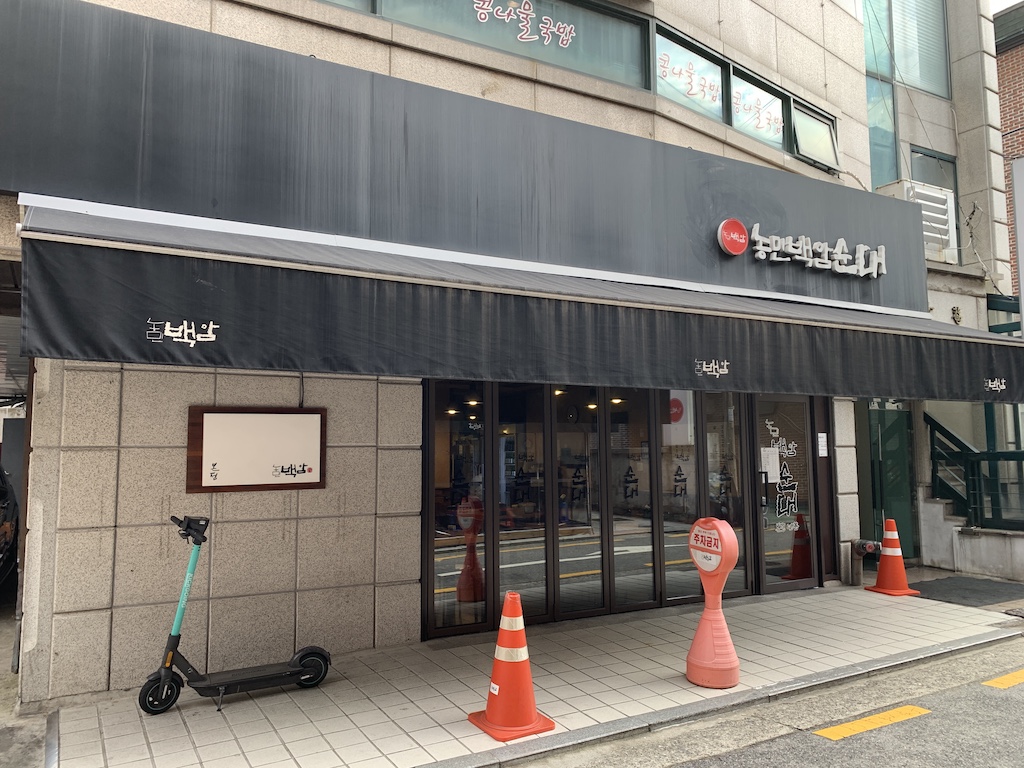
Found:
<box><xmin>191</xmin><ymin>661</ymin><xmax>307</xmax><ymax>696</ymax></box>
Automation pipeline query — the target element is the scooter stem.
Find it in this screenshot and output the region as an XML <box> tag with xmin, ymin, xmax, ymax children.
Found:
<box><xmin>171</xmin><ymin>543</ymin><xmax>203</xmax><ymax>637</ymax></box>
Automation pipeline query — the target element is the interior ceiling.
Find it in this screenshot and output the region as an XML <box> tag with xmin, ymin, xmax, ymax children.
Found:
<box><xmin>0</xmin><ymin>260</ymin><xmax>27</xmax><ymax>402</ymax></box>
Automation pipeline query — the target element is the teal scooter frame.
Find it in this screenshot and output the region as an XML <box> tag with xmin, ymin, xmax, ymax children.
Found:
<box><xmin>139</xmin><ymin>516</ymin><xmax>331</xmax><ymax>714</ymax></box>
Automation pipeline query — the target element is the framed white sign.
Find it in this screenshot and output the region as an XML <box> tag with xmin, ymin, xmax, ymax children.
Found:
<box><xmin>186</xmin><ymin>407</ymin><xmax>327</xmax><ymax>493</ymax></box>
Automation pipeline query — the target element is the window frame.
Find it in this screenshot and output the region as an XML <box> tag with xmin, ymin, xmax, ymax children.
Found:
<box><xmin>792</xmin><ymin>104</ymin><xmax>841</xmax><ymax>173</ymax></box>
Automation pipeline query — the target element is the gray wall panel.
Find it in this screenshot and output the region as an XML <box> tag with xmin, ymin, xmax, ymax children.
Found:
<box><xmin>0</xmin><ymin>0</ymin><xmax>928</xmax><ymax>311</ymax></box>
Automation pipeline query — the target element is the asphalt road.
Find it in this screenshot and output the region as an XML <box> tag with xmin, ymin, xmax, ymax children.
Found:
<box><xmin>517</xmin><ymin>635</ymin><xmax>1024</xmax><ymax>768</ymax></box>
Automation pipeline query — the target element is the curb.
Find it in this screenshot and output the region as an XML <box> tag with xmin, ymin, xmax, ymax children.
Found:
<box><xmin>431</xmin><ymin>626</ymin><xmax>1023</xmax><ymax>768</ymax></box>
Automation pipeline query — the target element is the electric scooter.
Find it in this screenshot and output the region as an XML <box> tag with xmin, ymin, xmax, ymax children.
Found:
<box><xmin>139</xmin><ymin>515</ymin><xmax>332</xmax><ymax>714</ymax></box>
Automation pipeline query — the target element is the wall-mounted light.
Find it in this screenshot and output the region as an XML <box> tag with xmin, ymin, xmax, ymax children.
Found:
<box><xmin>586</xmin><ymin>403</ymin><xmax>598</xmax><ymax>410</ymax></box>
<box><xmin>446</xmin><ymin>408</ymin><xmax>459</xmax><ymax>416</ymax></box>
<box><xmin>469</xmin><ymin>414</ymin><xmax>478</xmax><ymax>420</ymax></box>
<box><xmin>610</xmin><ymin>398</ymin><xmax>624</xmax><ymax>404</ymax></box>
<box><xmin>554</xmin><ymin>389</ymin><xmax>565</xmax><ymax>396</ymax></box>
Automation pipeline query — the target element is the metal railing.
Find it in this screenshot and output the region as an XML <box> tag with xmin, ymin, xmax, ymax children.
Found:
<box><xmin>925</xmin><ymin>413</ymin><xmax>1024</xmax><ymax>530</ymax></box>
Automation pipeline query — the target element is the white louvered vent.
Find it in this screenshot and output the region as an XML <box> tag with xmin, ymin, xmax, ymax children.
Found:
<box><xmin>876</xmin><ymin>179</ymin><xmax>959</xmax><ymax>265</ymax></box>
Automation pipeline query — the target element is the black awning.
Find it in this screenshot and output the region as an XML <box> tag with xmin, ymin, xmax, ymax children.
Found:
<box><xmin>18</xmin><ymin>203</ymin><xmax>1024</xmax><ymax>403</ymax></box>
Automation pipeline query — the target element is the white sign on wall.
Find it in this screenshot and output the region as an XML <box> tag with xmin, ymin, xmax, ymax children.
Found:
<box><xmin>186</xmin><ymin>407</ymin><xmax>326</xmax><ymax>493</ymax></box>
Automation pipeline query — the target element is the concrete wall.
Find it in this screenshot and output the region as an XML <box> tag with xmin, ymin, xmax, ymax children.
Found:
<box><xmin>19</xmin><ymin>360</ymin><xmax>422</xmax><ymax>702</ymax></box>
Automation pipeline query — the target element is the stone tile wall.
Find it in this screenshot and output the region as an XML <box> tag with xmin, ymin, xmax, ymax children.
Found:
<box><xmin>19</xmin><ymin>360</ymin><xmax>422</xmax><ymax>701</ymax></box>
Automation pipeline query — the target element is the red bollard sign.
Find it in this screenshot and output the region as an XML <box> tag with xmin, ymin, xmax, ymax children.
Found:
<box><xmin>686</xmin><ymin>517</ymin><xmax>740</xmax><ymax>689</ymax></box>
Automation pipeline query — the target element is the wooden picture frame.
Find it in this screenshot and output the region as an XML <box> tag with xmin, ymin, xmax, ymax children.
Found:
<box><xmin>186</xmin><ymin>406</ymin><xmax>327</xmax><ymax>493</ymax></box>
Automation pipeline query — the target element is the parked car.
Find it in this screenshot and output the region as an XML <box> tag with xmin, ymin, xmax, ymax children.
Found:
<box><xmin>0</xmin><ymin>465</ymin><xmax>18</xmax><ymax>583</ymax></box>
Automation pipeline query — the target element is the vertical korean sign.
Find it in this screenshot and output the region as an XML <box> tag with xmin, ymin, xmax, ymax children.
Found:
<box><xmin>186</xmin><ymin>407</ymin><xmax>327</xmax><ymax>493</ymax></box>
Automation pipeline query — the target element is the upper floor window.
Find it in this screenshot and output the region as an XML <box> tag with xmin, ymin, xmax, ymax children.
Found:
<box><xmin>732</xmin><ymin>74</ymin><xmax>784</xmax><ymax>150</ymax></box>
<box><xmin>380</xmin><ymin>0</ymin><xmax>648</xmax><ymax>89</ymax></box>
<box><xmin>655</xmin><ymin>34</ymin><xmax>724</xmax><ymax>122</ymax></box>
<box><xmin>317</xmin><ymin>1</ymin><xmax>840</xmax><ymax>174</ymax></box>
<box><xmin>864</xmin><ymin>0</ymin><xmax>950</xmax><ymax>98</ymax></box>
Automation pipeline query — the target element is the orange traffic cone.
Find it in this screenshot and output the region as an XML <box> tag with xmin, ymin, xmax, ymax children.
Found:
<box><xmin>783</xmin><ymin>514</ymin><xmax>811</xmax><ymax>580</ymax></box>
<box><xmin>865</xmin><ymin>518</ymin><xmax>920</xmax><ymax>597</ymax></box>
<box><xmin>468</xmin><ymin>592</ymin><xmax>555</xmax><ymax>742</ymax></box>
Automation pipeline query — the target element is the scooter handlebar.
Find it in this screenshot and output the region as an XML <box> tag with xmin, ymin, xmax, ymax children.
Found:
<box><xmin>170</xmin><ymin>515</ymin><xmax>210</xmax><ymax>544</ymax></box>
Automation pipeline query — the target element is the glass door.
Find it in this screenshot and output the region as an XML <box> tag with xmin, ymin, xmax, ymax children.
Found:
<box><xmin>756</xmin><ymin>395</ymin><xmax>817</xmax><ymax>590</ymax></box>
<box><xmin>704</xmin><ymin>392</ymin><xmax>750</xmax><ymax>594</ymax></box>
<box><xmin>609</xmin><ymin>389</ymin><xmax>656</xmax><ymax>608</ymax></box>
<box><xmin>659</xmin><ymin>390</ymin><xmax>701</xmax><ymax>599</ymax></box>
<box><xmin>496</xmin><ymin>384</ymin><xmax>550</xmax><ymax>619</ymax></box>
<box><xmin>554</xmin><ymin>386</ymin><xmax>606</xmax><ymax>615</ymax></box>
<box><xmin>430</xmin><ymin>381</ymin><xmax>488</xmax><ymax>630</ymax></box>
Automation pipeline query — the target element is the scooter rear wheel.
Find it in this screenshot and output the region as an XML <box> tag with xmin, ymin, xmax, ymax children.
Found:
<box><xmin>295</xmin><ymin>652</ymin><xmax>330</xmax><ymax>688</ymax></box>
<box><xmin>139</xmin><ymin>672</ymin><xmax>183</xmax><ymax>715</ymax></box>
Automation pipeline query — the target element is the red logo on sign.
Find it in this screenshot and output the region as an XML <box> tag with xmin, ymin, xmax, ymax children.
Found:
<box><xmin>669</xmin><ymin>398</ymin><xmax>684</xmax><ymax>423</ymax></box>
<box><xmin>717</xmin><ymin>219</ymin><xmax>748</xmax><ymax>256</ymax></box>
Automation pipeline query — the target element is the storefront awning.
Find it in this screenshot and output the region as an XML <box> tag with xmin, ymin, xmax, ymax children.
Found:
<box><xmin>18</xmin><ymin>196</ymin><xmax>1024</xmax><ymax>403</ymax></box>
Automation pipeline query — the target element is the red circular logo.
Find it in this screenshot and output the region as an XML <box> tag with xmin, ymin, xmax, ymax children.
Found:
<box><xmin>717</xmin><ymin>219</ymin><xmax>748</xmax><ymax>256</ymax></box>
<box><xmin>669</xmin><ymin>398</ymin><xmax>684</xmax><ymax>423</ymax></box>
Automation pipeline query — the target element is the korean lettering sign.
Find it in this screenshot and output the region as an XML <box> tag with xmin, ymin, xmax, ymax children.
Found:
<box><xmin>717</xmin><ymin>219</ymin><xmax>888</xmax><ymax>280</ymax></box>
<box><xmin>186</xmin><ymin>407</ymin><xmax>327</xmax><ymax>493</ymax></box>
<box><xmin>689</xmin><ymin>524</ymin><xmax>723</xmax><ymax>573</ymax></box>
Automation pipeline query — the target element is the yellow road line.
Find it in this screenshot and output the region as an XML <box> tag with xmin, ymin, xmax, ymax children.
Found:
<box><xmin>814</xmin><ymin>706</ymin><xmax>930</xmax><ymax>741</ymax></box>
<box><xmin>560</xmin><ymin>569</ymin><xmax>602</xmax><ymax>579</ymax></box>
<box><xmin>983</xmin><ymin>669</ymin><xmax>1024</xmax><ymax>689</ymax></box>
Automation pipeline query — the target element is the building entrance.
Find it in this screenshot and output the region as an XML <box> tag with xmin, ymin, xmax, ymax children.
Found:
<box><xmin>425</xmin><ymin>382</ymin><xmax>831</xmax><ymax>637</ymax></box>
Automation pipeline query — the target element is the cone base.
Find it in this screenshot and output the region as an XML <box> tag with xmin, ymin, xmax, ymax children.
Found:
<box><xmin>468</xmin><ymin>710</ymin><xmax>556</xmax><ymax>742</ymax></box>
<box><xmin>865</xmin><ymin>584</ymin><xmax>920</xmax><ymax>597</ymax></box>
<box><xmin>685</xmin><ymin>666</ymin><xmax>740</xmax><ymax>689</ymax></box>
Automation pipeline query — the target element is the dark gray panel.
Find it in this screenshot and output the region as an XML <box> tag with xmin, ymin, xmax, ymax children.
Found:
<box><xmin>21</xmin><ymin>240</ymin><xmax>1024</xmax><ymax>402</ymax></box>
<box><xmin>0</xmin><ymin>0</ymin><xmax>928</xmax><ymax>311</ymax></box>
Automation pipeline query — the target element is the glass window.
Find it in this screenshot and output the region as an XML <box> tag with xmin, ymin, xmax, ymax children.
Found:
<box><xmin>911</xmin><ymin>149</ymin><xmax>956</xmax><ymax>192</ymax></box>
<box><xmin>793</xmin><ymin>109</ymin><xmax>839</xmax><ymax>169</ymax></box>
<box><xmin>659</xmin><ymin>390</ymin><xmax>700</xmax><ymax>600</ymax></box>
<box><xmin>655</xmin><ymin>33</ymin><xmax>724</xmax><ymax>122</ymax></box>
<box><xmin>609</xmin><ymin>389</ymin><xmax>654</xmax><ymax>607</ymax></box>
<box><xmin>891</xmin><ymin>0</ymin><xmax>949</xmax><ymax>98</ymax></box>
<box><xmin>432</xmin><ymin>381</ymin><xmax>487</xmax><ymax>629</ymax></box>
<box><xmin>555</xmin><ymin>385</ymin><xmax>604</xmax><ymax>613</ymax></box>
<box><xmin>863</xmin><ymin>0</ymin><xmax>893</xmax><ymax>79</ymax></box>
<box><xmin>497</xmin><ymin>384</ymin><xmax>548</xmax><ymax>618</ymax></box>
<box><xmin>731</xmin><ymin>75</ymin><xmax>784</xmax><ymax>150</ymax></box>
<box><xmin>380</xmin><ymin>0</ymin><xmax>647</xmax><ymax>89</ymax></box>
<box><xmin>866</xmin><ymin>76</ymin><xmax>898</xmax><ymax>191</ymax></box>
<box><xmin>704</xmin><ymin>392</ymin><xmax>747</xmax><ymax>594</ymax></box>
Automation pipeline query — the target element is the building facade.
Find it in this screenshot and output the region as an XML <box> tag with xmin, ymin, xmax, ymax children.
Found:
<box><xmin>0</xmin><ymin>0</ymin><xmax>1018</xmax><ymax>704</ymax></box>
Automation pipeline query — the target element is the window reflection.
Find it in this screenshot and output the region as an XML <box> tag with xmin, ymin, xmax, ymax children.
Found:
<box><xmin>498</xmin><ymin>384</ymin><xmax>547</xmax><ymax>618</ymax></box>
<box><xmin>610</xmin><ymin>390</ymin><xmax>655</xmax><ymax>606</ymax></box>
<box><xmin>705</xmin><ymin>392</ymin><xmax>747</xmax><ymax>593</ymax></box>
<box><xmin>660</xmin><ymin>390</ymin><xmax>700</xmax><ymax>599</ymax></box>
<box><xmin>433</xmin><ymin>381</ymin><xmax>487</xmax><ymax>628</ymax></box>
<box><xmin>555</xmin><ymin>386</ymin><xmax>604</xmax><ymax>613</ymax></box>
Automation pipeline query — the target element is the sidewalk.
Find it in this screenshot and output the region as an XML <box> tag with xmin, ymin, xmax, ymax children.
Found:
<box><xmin>46</xmin><ymin>579</ymin><xmax>1024</xmax><ymax>768</ymax></box>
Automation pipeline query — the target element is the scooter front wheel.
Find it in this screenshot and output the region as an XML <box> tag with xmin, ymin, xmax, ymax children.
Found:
<box><xmin>139</xmin><ymin>672</ymin><xmax>183</xmax><ymax>715</ymax></box>
<box><xmin>295</xmin><ymin>652</ymin><xmax>330</xmax><ymax>688</ymax></box>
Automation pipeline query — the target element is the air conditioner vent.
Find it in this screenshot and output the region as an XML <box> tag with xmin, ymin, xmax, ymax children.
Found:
<box><xmin>876</xmin><ymin>179</ymin><xmax>958</xmax><ymax>265</ymax></box>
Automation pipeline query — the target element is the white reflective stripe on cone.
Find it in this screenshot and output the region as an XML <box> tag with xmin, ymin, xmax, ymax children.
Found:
<box><xmin>499</xmin><ymin>615</ymin><xmax>525</xmax><ymax>631</ymax></box>
<box><xmin>494</xmin><ymin>646</ymin><xmax>530</xmax><ymax>663</ymax></box>
<box><xmin>881</xmin><ymin>547</ymin><xmax>903</xmax><ymax>557</ymax></box>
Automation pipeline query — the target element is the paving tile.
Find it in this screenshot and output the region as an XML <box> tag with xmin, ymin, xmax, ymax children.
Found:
<box><xmin>60</xmin><ymin>756</ymin><xmax>107</xmax><ymax>768</ymax></box>
<box><xmin>238</xmin><ymin>731</ymin><xmax>284</xmax><ymax>752</ymax></box>
<box><xmin>108</xmin><ymin>743</ymin><xmax>155</xmax><ymax>766</ymax></box>
<box><xmin>333</xmin><ymin>739</ymin><xmax>383</xmax><ymax>763</ymax></box>
<box><xmin>294</xmin><ymin>751</ymin><xmax>344</xmax><ymax>768</ymax></box>
<box><xmin>202</xmin><ymin>756</ymin><xmax>251</xmax><ymax>768</ymax></box>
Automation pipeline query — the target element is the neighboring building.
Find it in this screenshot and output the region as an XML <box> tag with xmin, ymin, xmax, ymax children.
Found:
<box><xmin>0</xmin><ymin>0</ymin><xmax>1018</xmax><ymax>705</ymax></box>
<box><xmin>998</xmin><ymin>3</ymin><xmax>1024</xmax><ymax>298</ymax></box>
